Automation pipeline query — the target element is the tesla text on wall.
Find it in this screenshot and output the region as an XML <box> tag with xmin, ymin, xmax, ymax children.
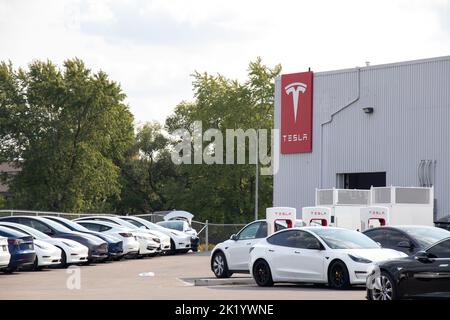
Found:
<box><xmin>280</xmin><ymin>71</ymin><xmax>313</xmax><ymax>154</ymax></box>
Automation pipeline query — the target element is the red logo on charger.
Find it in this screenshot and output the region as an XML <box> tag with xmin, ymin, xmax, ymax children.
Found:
<box><xmin>281</xmin><ymin>71</ymin><xmax>313</xmax><ymax>154</ymax></box>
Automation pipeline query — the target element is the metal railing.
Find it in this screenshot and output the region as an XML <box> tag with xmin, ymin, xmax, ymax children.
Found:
<box><xmin>0</xmin><ymin>210</ymin><xmax>246</xmax><ymax>249</ymax></box>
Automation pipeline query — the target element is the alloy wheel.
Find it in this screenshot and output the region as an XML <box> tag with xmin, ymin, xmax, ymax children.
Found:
<box><xmin>213</xmin><ymin>254</ymin><xmax>224</xmax><ymax>276</ymax></box>
<box><xmin>372</xmin><ymin>275</ymin><xmax>394</xmax><ymax>300</ymax></box>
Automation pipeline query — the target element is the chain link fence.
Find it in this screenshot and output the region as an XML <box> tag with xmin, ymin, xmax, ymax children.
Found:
<box><xmin>0</xmin><ymin>210</ymin><xmax>246</xmax><ymax>250</ymax></box>
<box><xmin>134</xmin><ymin>213</ymin><xmax>245</xmax><ymax>249</ymax></box>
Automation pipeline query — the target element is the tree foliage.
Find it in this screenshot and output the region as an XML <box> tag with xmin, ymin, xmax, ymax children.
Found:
<box><xmin>0</xmin><ymin>59</ymin><xmax>134</xmax><ymax>212</ymax></box>
<box><xmin>164</xmin><ymin>58</ymin><xmax>281</xmax><ymax>223</ymax></box>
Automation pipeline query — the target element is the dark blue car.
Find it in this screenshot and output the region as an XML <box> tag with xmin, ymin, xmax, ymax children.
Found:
<box><xmin>44</xmin><ymin>216</ymin><xmax>124</xmax><ymax>259</ymax></box>
<box><xmin>0</xmin><ymin>226</ymin><xmax>36</xmax><ymax>273</ymax></box>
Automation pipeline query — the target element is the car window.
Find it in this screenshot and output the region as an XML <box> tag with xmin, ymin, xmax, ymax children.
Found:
<box><xmin>267</xmin><ymin>230</ymin><xmax>296</xmax><ymax>247</ymax></box>
<box><xmin>293</xmin><ymin>231</ymin><xmax>322</xmax><ymax>249</ymax></box>
<box><xmin>384</xmin><ymin>230</ymin><xmax>412</xmax><ymax>254</ymax></box>
<box><xmin>29</xmin><ymin>220</ymin><xmax>53</xmax><ymax>234</ymax></box>
<box><xmin>400</xmin><ymin>226</ymin><xmax>450</xmax><ymax>248</ymax></box>
<box><xmin>255</xmin><ymin>222</ymin><xmax>267</xmax><ymax>239</ymax></box>
<box><xmin>309</xmin><ymin>228</ymin><xmax>379</xmax><ymax>249</ymax></box>
<box><xmin>80</xmin><ymin>223</ymin><xmax>101</xmax><ymax>232</ymax></box>
<box><xmin>159</xmin><ymin>221</ymin><xmax>185</xmax><ymax>232</ymax></box>
<box><xmin>365</xmin><ymin>229</ymin><xmax>388</xmax><ymax>247</ymax></box>
<box><xmin>267</xmin><ymin>230</ymin><xmax>321</xmax><ymax>249</ymax></box>
<box><xmin>125</xmin><ymin>219</ymin><xmax>145</xmax><ymax>228</ymax></box>
<box><xmin>427</xmin><ymin>239</ymin><xmax>450</xmax><ymax>258</ymax></box>
<box><xmin>99</xmin><ymin>225</ymin><xmax>112</xmax><ymax>232</ymax></box>
<box><xmin>237</xmin><ymin>222</ymin><xmax>261</xmax><ymax>240</ymax></box>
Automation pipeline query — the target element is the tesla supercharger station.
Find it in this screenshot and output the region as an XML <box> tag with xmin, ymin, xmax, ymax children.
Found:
<box><xmin>302</xmin><ymin>207</ymin><xmax>332</xmax><ymax>227</ymax></box>
<box><xmin>266</xmin><ymin>207</ymin><xmax>296</xmax><ymax>236</ymax></box>
<box><xmin>360</xmin><ymin>206</ymin><xmax>390</xmax><ymax>231</ymax></box>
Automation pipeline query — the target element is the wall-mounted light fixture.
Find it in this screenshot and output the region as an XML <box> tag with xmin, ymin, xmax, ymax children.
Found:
<box><xmin>362</xmin><ymin>107</ymin><xmax>374</xmax><ymax>114</ymax></box>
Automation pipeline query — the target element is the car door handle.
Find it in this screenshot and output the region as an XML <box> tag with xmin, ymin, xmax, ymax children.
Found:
<box><xmin>294</xmin><ymin>251</ymin><xmax>301</xmax><ymax>254</ymax></box>
<box><xmin>246</xmin><ymin>242</ymin><xmax>252</xmax><ymax>245</ymax></box>
<box><xmin>439</xmin><ymin>264</ymin><xmax>449</xmax><ymax>267</ymax></box>
<box><xmin>268</xmin><ymin>249</ymin><xmax>275</xmax><ymax>252</ymax></box>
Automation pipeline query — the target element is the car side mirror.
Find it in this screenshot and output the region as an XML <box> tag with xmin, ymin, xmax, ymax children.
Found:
<box><xmin>415</xmin><ymin>251</ymin><xmax>433</xmax><ymax>263</ymax></box>
<box><xmin>230</xmin><ymin>234</ymin><xmax>238</xmax><ymax>241</ymax></box>
<box><xmin>397</xmin><ymin>241</ymin><xmax>413</xmax><ymax>249</ymax></box>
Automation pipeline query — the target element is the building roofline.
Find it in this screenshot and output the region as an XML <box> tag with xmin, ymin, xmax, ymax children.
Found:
<box><xmin>310</xmin><ymin>55</ymin><xmax>450</xmax><ymax>76</ymax></box>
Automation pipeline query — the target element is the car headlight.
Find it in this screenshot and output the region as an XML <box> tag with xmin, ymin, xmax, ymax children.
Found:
<box><xmin>348</xmin><ymin>254</ymin><xmax>372</xmax><ymax>263</ymax></box>
<box><xmin>152</xmin><ymin>237</ymin><xmax>160</xmax><ymax>243</ymax></box>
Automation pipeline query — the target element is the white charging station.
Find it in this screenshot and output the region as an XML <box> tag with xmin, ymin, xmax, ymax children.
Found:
<box><xmin>266</xmin><ymin>207</ymin><xmax>296</xmax><ymax>236</ymax></box>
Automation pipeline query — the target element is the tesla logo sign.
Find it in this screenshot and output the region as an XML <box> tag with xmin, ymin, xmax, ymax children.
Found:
<box><xmin>281</xmin><ymin>71</ymin><xmax>313</xmax><ymax>154</ymax></box>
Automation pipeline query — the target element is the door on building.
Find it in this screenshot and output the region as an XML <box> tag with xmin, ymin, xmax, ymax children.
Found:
<box><xmin>336</xmin><ymin>172</ymin><xmax>386</xmax><ymax>189</ymax></box>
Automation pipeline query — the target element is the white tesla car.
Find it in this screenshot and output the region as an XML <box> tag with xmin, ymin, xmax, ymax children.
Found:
<box><xmin>120</xmin><ymin>216</ymin><xmax>192</xmax><ymax>254</ymax></box>
<box><xmin>0</xmin><ymin>236</ymin><xmax>10</xmax><ymax>269</ymax></box>
<box><xmin>75</xmin><ymin>220</ymin><xmax>149</xmax><ymax>256</ymax></box>
<box><xmin>160</xmin><ymin>210</ymin><xmax>200</xmax><ymax>252</ymax></box>
<box><xmin>210</xmin><ymin>220</ymin><xmax>267</xmax><ymax>278</ymax></box>
<box><xmin>249</xmin><ymin>227</ymin><xmax>407</xmax><ymax>289</ymax></box>
<box><xmin>115</xmin><ymin>216</ymin><xmax>172</xmax><ymax>253</ymax></box>
<box><xmin>74</xmin><ymin>216</ymin><xmax>164</xmax><ymax>255</ymax></box>
<box><xmin>0</xmin><ymin>222</ymin><xmax>88</xmax><ymax>267</ymax></box>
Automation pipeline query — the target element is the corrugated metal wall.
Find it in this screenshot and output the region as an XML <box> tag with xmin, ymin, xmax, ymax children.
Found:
<box><xmin>274</xmin><ymin>56</ymin><xmax>450</xmax><ymax>220</ymax></box>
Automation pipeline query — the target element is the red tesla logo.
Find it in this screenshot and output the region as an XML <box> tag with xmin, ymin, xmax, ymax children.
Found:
<box><xmin>281</xmin><ymin>71</ymin><xmax>313</xmax><ymax>154</ymax></box>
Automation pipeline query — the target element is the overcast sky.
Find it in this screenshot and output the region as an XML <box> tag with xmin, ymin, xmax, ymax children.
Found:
<box><xmin>1</xmin><ymin>0</ymin><xmax>449</xmax><ymax>125</ymax></box>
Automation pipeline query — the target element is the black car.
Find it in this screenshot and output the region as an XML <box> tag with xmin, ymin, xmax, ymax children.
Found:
<box><xmin>363</xmin><ymin>225</ymin><xmax>450</xmax><ymax>255</ymax></box>
<box><xmin>435</xmin><ymin>216</ymin><xmax>450</xmax><ymax>231</ymax></box>
<box><xmin>0</xmin><ymin>216</ymin><xmax>109</xmax><ymax>262</ymax></box>
<box><xmin>367</xmin><ymin>237</ymin><xmax>450</xmax><ymax>300</ymax></box>
<box><xmin>43</xmin><ymin>216</ymin><xmax>123</xmax><ymax>259</ymax></box>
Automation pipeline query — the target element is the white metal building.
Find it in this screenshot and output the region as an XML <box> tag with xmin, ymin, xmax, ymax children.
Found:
<box><xmin>273</xmin><ymin>56</ymin><xmax>450</xmax><ymax>221</ymax></box>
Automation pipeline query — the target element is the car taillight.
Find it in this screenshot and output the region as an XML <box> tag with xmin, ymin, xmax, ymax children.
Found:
<box><xmin>8</xmin><ymin>239</ymin><xmax>22</xmax><ymax>246</ymax></box>
<box><xmin>119</xmin><ymin>232</ymin><xmax>132</xmax><ymax>237</ymax></box>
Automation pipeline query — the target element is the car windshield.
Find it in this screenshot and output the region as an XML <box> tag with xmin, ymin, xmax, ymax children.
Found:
<box><xmin>51</xmin><ymin>218</ymin><xmax>90</xmax><ymax>232</ymax></box>
<box><xmin>11</xmin><ymin>225</ymin><xmax>51</xmax><ymax>240</ymax></box>
<box><xmin>114</xmin><ymin>219</ymin><xmax>138</xmax><ymax>229</ymax></box>
<box><xmin>39</xmin><ymin>218</ymin><xmax>72</xmax><ymax>232</ymax></box>
<box><xmin>158</xmin><ymin>221</ymin><xmax>184</xmax><ymax>231</ymax></box>
<box><xmin>399</xmin><ymin>226</ymin><xmax>450</xmax><ymax>248</ymax></box>
<box><xmin>309</xmin><ymin>228</ymin><xmax>380</xmax><ymax>249</ymax></box>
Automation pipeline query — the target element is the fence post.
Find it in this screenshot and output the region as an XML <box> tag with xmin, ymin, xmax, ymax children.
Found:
<box><xmin>205</xmin><ymin>220</ymin><xmax>209</xmax><ymax>252</ymax></box>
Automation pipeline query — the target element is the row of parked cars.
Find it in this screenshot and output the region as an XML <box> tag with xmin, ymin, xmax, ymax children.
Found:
<box><xmin>210</xmin><ymin>221</ymin><xmax>450</xmax><ymax>300</ymax></box>
<box><xmin>0</xmin><ymin>212</ymin><xmax>199</xmax><ymax>273</ymax></box>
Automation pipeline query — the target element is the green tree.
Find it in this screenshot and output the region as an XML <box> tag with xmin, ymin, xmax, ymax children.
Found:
<box><xmin>165</xmin><ymin>58</ymin><xmax>281</xmax><ymax>223</ymax></box>
<box><xmin>115</xmin><ymin>121</ymin><xmax>177</xmax><ymax>214</ymax></box>
<box><xmin>0</xmin><ymin>59</ymin><xmax>134</xmax><ymax>212</ymax></box>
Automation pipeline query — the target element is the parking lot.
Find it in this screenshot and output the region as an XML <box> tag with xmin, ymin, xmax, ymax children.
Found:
<box><xmin>0</xmin><ymin>252</ymin><xmax>365</xmax><ymax>300</ymax></box>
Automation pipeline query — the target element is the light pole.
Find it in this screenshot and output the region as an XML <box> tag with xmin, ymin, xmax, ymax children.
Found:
<box><xmin>255</xmin><ymin>130</ymin><xmax>259</xmax><ymax>221</ymax></box>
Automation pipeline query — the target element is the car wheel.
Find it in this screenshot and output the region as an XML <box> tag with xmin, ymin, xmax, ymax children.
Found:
<box><xmin>368</xmin><ymin>271</ymin><xmax>397</xmax><ymax>300</ymax></box>
<box><xmin>328</xmin><ymin>261</ymin><xmax>350</xmax><ymax>289</ymax></box>
<box><xmin>32</xmin><ymin>256</ymin><xmax>40</xmax><ymax>271</ymax></box>
<box><xmin>3</xmin><ymin>267</ymin><xmax>16</xmax><ymax>273</ymax></box>
<box><xmin>168</xmin><ymin>239</ymin><xmax>176</xmax><ymax>255</ymax></box>
<box><xmin>211</xmin><ymin>251</ymin><xmax>232</xmax><ymax>278</ymax></box>
<box><xmin>59</xmin><ymin>249</ymin><xmax>68</xmax><ymax>269</ymax></box>
<box><xmin>252</xmin><ymin>259</ymin><xmax>274</xmax><ymax>287</ymax></box>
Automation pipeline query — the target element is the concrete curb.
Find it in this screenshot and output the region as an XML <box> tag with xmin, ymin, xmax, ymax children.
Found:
<box><xmin>192</xmin><ymin>278</ymin><xmax>255</xmax><ymax>286</ymax></box>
